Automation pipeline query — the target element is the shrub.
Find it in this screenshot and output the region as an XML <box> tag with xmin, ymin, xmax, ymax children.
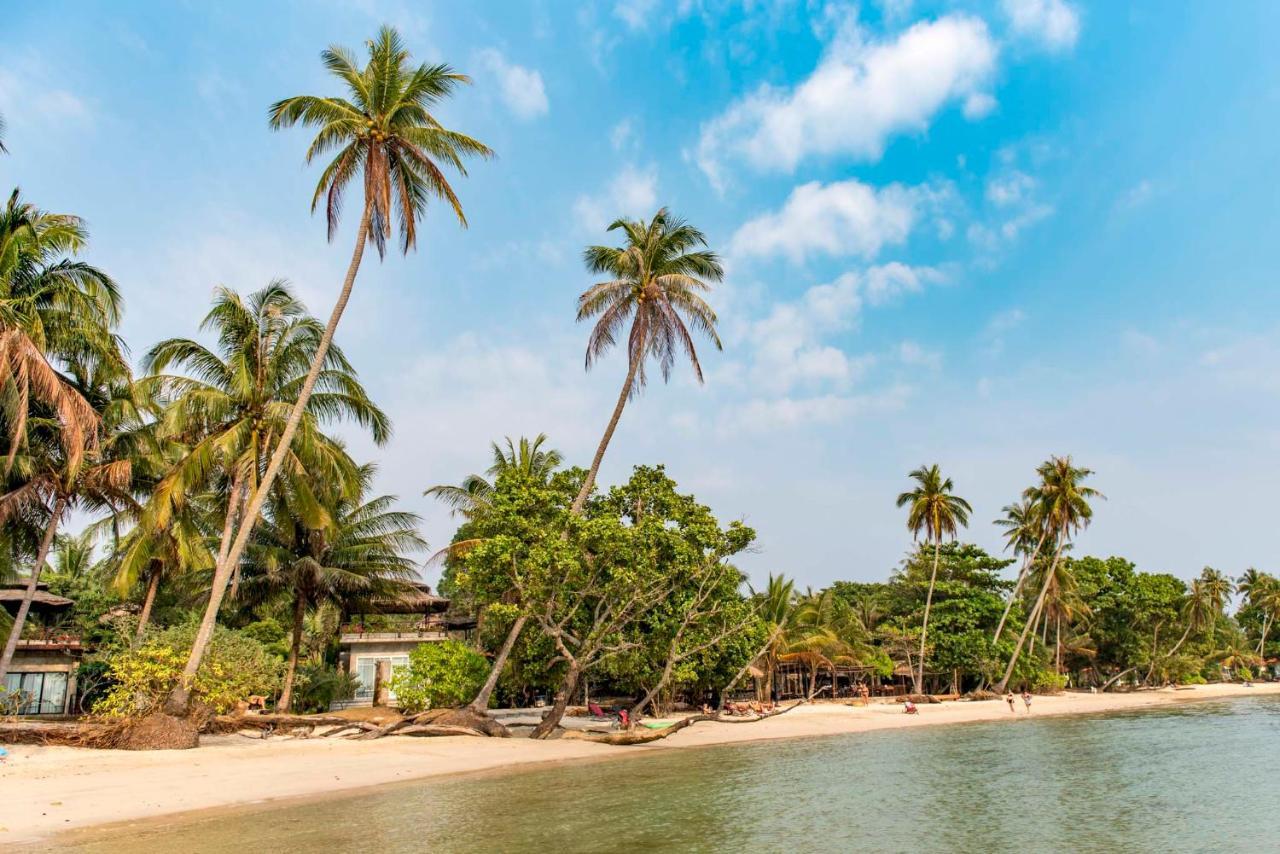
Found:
<box><xmin>1179</xmin><ymin>673</ymin><xmax>1207</xmax><ymax>686</ymax></box>
<box><xmin>293</xmin><ymin>664</ymin><xmax>359</xmax><ymax>714</ymax></box>
<box><xmin>389</xmin><ymin>640</ymin><xmax>488</xmax><ymax>713</ymax></box>
<box><xmin>1030</xmin><ymin>671</ymin><xmax>1067</xmax><ymax>694</ymax></box>
<box><xmin>94</xmin><ymin>623</ymin><xmax>283</xmax><ymax>717</ymax></box>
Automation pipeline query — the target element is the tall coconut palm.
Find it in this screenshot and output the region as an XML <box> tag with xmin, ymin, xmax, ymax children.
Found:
<box><xmin>896</xmin><ymin>464</ymin><xmax>971</xmax><ymax>693</ymax></box>
<box><xmin>150</xmin><ymin>282</ymin><xmax>389</xmax><ymax>715</ymax></box>
<box><xmin>997</xmin><ymin>456</ymin><xmax>1102</xmax><ymax>691</ymax></box>
<box><xmin>243</xmin><ymin>464</ymin><xmax>423</xmax><ymax>711</ymax></box>
<box><xmin>0</xmin><ymin>190</ymin><xmax>123</xmax><ymax>474</ymax></box>
<box><xmin>160</xmin><ymin>28</ymin><xmax>492</xmax><ymax>719</ymax></box>
<box><xmin>570</xmin><ymin>209</ymin><xmax>723</xmax><ymax>514</ymax></box>
<box><xmin>991</xmin><ymin>495</ymin><xmax>1049</xmax><ymax>643</ymax></box>
<box><xmin>1239</xmin><ymin>570</ymin><xmax>1280</xmax><ymax>655</ymax></box>
<box><xmin>1033</xmin><ymin>557</ymin><xmax>1090</xmax><ymax>674</ymax></box>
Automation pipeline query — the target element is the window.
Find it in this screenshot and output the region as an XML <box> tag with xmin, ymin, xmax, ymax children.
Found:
<box><xmin>353</xmin><ymin>655</ymin><xmax>409</xmax><ymax>700</ymax></box>
<box><xmin>3</xmin><ymin>671</ymin><xmax>69</xmax><ymax>715</ymax></box>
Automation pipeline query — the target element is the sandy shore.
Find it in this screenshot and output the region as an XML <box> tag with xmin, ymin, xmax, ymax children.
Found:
<box><xmin>4</xmin><ymin>682</ymin><xmax>1276</xmax><ymax>844</ymax></box>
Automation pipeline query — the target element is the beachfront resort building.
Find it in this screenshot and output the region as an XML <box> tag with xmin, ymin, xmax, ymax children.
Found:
<box><xmin>335</xmin><ymin>581</ymin><xmax>476</xmax><ymax>707</ymax></box>
<box><xmin>1</xmin><ymin>581</ymin><xmax>84</xmax><ymax>716</ymax></box>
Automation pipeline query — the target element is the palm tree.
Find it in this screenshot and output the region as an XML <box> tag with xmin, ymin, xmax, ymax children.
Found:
<box><xmin>51</xmin><ymin>529</ymin><xmax>98</xmax><ymax>579</ymax></box>
<box><xmin>1033</xmin><ymin>556</ymin><xmax>1090</xmax><ymax>674</ymax></box>
<box><xmin>720</xmin><ymin>574</ymin><xmax>796</xmax><ymax>707</ymax></box>
<box><xmin>1159</xmin><ymin>568</ymin><xmax>1233</xmax><ymax>669</ymax></box>
<box><xmin>425</xmin><ymin>434</ymin><xmax>562</xmax><ymax>518</ymax></box>
<box><xmin>244</xmin><ymin>464</ymin><xmax>423</xmax><ymax>711</ymax></box>
<box><xmin>424</xmin><ymin>434</ymin><xmax>563</xmax><ymax>713</ymax></box>
<box><xmin>160</xmin><ymin>28</ymin><xmax>491</xmax><ymax>718</ymax></box>
<box><xmin>149</xmin><ymin>282</ymin><xmax>389</xmax><ymax>715</ymax></box>
<box><xmin>570</xmin><ymin>209</ymin><xmax>723</xmax><ymax>514</ymax></box>
<box><xmin>992</xmin><ymin>495</ymin><xmax>1049</xmax><ymax>643</ymax></box>
<box><xmin>1239</xmin><ymin>570</ymin><xmax>1280</xmax><ymax>655</ymax></box>
<box><xmin>0</xmin><ymin>413</ymin><xmax>131</xmax><ymax>680</ymax></box>
<box><xmin>0</xmin><ymin>111</ymin><xmax>7</xmax><ymax>153</ymax></box>
<box><xmin>896</xmin><ymin>464</ymin><xmax>971</xmax><ymax>693</ymax></box>
<box><xmin>997</xmin><ymin>456</ymin><xmax>1102</xmax><ymax>691</ymax></box>
<box><xmin>0</xmin><ymin>190</ymin><xmax>123</xmax><ymax>474</ymax></box>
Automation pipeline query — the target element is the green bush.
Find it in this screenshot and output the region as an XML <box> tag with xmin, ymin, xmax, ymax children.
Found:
<box><xmin>94</xmin><ymin>623</ymin><xmax>283</xmax><ymax>717</ymax></box>
<box><xmin>1179</xmin><ymin>673</ymin><xmax>1207</xmax><ymax>685</ymax></box>
<box><xmin>293</xmin><ymin>664</ymin><xmax>359</xmax><ymax>714</ymax></box>
<box><xmin>1030</xmin><ymin>671</ymin><xmax>1067</xmax><ymax>693</ymax></box>
<box><xmin>389</xmin><ymin>640</ymin><xmax>488</xmax><ymax>712</ymax></box>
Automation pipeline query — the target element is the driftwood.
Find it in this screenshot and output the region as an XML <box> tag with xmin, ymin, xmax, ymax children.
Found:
<box><xmin>558</xmin><ymin>697</ymin><xmax>811</xmax><ymax>745</ymax></box>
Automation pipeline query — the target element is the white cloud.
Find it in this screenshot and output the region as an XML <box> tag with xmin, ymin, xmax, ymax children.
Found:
<box><xmin>0</xmin><ymin>61</ymin><xmax>92</xmax><ymax>131</ymax></box>
<box><xmin>610</xmin><ymin>118</ymin><xmax>635</xmax><ymax>151</ymax></box>
<box><xmin>980</xmin><ymin>307</ymin><xmax>1025</xmax><ymax>356</ymax></box>
<box><xmin>1002</xmin><ymin>0</ymin><xmax>1080</xmax><ymax>52</ymax></box>
<box><xmin>743</xmin><ymin>264</ymin><xmax>941</xmax><ymax>396</ymax></box>
<box><xmin>985</xmin><ymin>170</ymin><xmax>1036</xmax><ymax>207</ymax></box>
<box><xmin>478</xmin><ymin>49</ymin><xmax>549</xmax><ymax>119</ymax></box>
<box><xmin>572</xmin><ymin>164</ymin><xmax>658</xmax><ymax>233</ymax></box>
<box><xmin>693</xmin><ymin>13</ymin><xmax>997</xmax><ymax>189</ymax></box>
<box><xmin>1114</xmin><ymin>179</ymin><xmax>1155</xmax><ymax>213</ymax></box>
<box><xmin>897</xmin><ymin>340</ymin><xmax>941</xmax><ymax>369</ymax></box>
<box><xmin>726</xmin><ymin>385</ymin><xmax>911</xmax><ymax>432</ymax></box>
<box><xmin>730</xmin><ymin>179</ymin><xmax>920</xmax><ymax>262</ymax></box>
<box><xmin>614</xmin><ymin>0</ymin><xmax>660</xmax><ymax>30</ymax></box>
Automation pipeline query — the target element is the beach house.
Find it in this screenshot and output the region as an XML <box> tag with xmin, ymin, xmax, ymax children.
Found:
<box><xmin>1</xmin><ymin>581</ymin><xmax>85</xmax><ymax>716</ymax></box>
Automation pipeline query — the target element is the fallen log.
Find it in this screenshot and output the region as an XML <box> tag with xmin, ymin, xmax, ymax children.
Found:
<box><xmin>559</xmin><ymin>713</ymin><xmax>714</xmax><ymax>745</ymax></box>
<box><xmin>396</xmin><ymin>723</ymin><xmax>488</xmax><ymax>737</ymax></box>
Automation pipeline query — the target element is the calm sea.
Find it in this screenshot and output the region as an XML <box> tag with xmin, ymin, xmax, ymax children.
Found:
<box><xmin>44</xmin><ymin>696</ymin><xmax>1280</xmax><ymax>853</ymax></box>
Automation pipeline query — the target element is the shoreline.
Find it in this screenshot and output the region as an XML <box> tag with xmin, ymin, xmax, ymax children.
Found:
<box><xmin>6</xmin><ymin>682</ymin><xmax>1277</xmax><ymax>845</ymax></box>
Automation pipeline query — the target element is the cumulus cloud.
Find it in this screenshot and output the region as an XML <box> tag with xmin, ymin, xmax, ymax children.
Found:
<box><xmin>478</xmin><ymin>49</ymin><xmax>549</xmax><ymax>119</ymax></box>
<box><xmin>693</xmin><ymin>13</ymin><xmax>997</xmax><ymax>189</ymax></box>
<box><xmin>744</xmin><ymin>264</ymin><xmax>942</xmax><ymax>396</ymax></box>
<box><xmin>1002</xmin><ymin>0</ymin><xmax>1080</xmax><ymax>52</ymax></box>
<box><xmin>730</xmin><ymin>179</ymin><xmax>921</xmax><ymax>262</ymax></box>
<box><xmin>572</xmin><ymin>164</ymin><xmax>658</xmax><ymax>233</ymax></box>
<box><xmin>726</xmin><ymin>385</ymin><xmax>911</xmax><ymax>432</ymax></box>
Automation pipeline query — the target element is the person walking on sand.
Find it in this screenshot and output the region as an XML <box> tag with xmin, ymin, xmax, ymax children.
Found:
<box><xmin>1005</xmin><ymin>691</ymin><xmax>1016</xmax><ymax>714</ymax></box>
<box><xmin>1022</xmin><ymin>690</ymin><xmax>1033</xmax><ymax>714</ymax></box>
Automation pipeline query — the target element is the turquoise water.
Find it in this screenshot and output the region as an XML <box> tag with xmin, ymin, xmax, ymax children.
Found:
<box><xmin>48</xmin><ymin>697</ymin><xmax>1280</xmax><ymax>853</ymax></box>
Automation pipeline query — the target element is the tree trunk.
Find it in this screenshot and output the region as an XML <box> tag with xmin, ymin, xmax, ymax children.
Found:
<box><xmin>721</xmin><ymin>626</ymin><xmax>783</xmax><ymax>712</ymax></box>
<box><xmin>993</xmin><ymin>528</ymin><xmax>1048</xmax><ymax>643</ymax></box>
<box><xmin>166</xmin><ymin>201</ymin><xmax>373</xmax><ymax>717</ymax></box>
<box><xmin>1256</xmin><ymin>613</ymin><xmax>1272</xmax><ymax>656</ymax></box>
<box><xmin>1055</xmin><ymin>614</ymin><xmax>1062</xmax><ymax>674</ymax></box>
<box><xmin>135</xmin><ymin>568</ymin><xmax>161</xmax><ymax>642</ymax></box>
<box><xmin>0</xmin><ymin>498</ymin><xmax>64</xmax><ymax>681</ymax></box>
<box><xmin>468</xmin><ymin>612</ymin><xmax>526</xmax><ymax>713</ymax></box>
<box><xmin>997</xmin><ymin>534</ymin><xmax>1064</xmax><ymax>691</ymax></box>
<box><xmin>916</xmin><ymin>535</ymin><xmax>942</xmax><ymax>694</ymax></box>
<box><xmin>277</xmin><ymin>593</ymin><xmax>306</xmax><ymax>713</ymax></box>
<box><xmin>531</xmin><ymin>661</ymin><xmax>580</xmax><ymax>739</ymax></box>
<box><xmin>570</xmin><ymin>350</ymin><xmax>641</xmax><ymax>515</ymax></box>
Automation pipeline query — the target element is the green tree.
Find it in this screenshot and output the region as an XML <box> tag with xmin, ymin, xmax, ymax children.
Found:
<box><xmin>243</xmin><ymin>464</ymin><xmax>423</xmax><ymax>711</ymax></box>
<box><xmin>570</xmin><ymin>209</ymin><xmax>723</xmax><ymax>514</ymax></box>
<box><xmin>992</xmin><ymin>495</ymin><xmax>1049</xmax><ymax>643</ymax></box>
<box><xmin>896</xmin><ymin>464</ymin><xmax>971</xmax><ymax>693</ymax></box>
<box><xmin>148</xmin><ymin>282</ymin><xmax>389</xmax><ymax>714</ymax></box>
<box><xmin>389</xmin><ymin>639</ymin><xmax>489</xmax><ymax>712</ymax></box>
<box><xmin>163</xmin><ymin>28</ymin><xmax>491</xmax><ymax>718</ymax></box>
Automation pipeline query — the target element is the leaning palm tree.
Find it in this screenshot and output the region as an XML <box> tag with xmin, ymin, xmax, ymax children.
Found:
<box><xmin>997</xmin><ymin>456</ymin><xmax>1102</xmax><ymax>691</ymax></box>
<box><xmin>0</xmin><ymin>190</ymin><xmax>123</xmax><ymax>474</ymax></box>
<box><xmin>243</xmin><ymin>464</ymin><xmax>423</xmax><ymax>711</ymax></box>
<box><xmin>571</xmin><ymin>209</ymin><xmax>723</xmax><ymax>514</ymax></box>
<box><xmin>151</xmin><ymin>282</ymin><xmax>389</xmax><ymax>715</ymax></box>
<box><xmin>1240</xmin><ymin>572</ymin><xmax>1280</xmax><ymax>655</ymax></box>
<box><xmin>896</xmin><ymin>464</ymin><xmax>971</xmax><ymax>693</ymax></box>
<box><xmin>719</xmin><ymin>574</ymin><xmax>797</xmax><ymax>708</ymax></box>
<box><xmin>991</xmin><ymin>495</ymin><xmax>1049</xmax><ymax>643</ymax></box>
<box><xmin>160</xmin><ymin>28</ymin><xmax>492</xmax><ymax>719</ymax></box>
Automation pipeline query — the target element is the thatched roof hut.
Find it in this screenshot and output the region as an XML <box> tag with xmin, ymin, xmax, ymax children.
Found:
<box><xmin>0</xmin><ymin>581</ymin><xmax>73</xmax><ymax>618</ymax></box>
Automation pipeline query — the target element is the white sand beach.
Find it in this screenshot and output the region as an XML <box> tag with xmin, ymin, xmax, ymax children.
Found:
<box><xmin>4</xmin><ymin>682</ymin><xmax>1276</xmax><ymax>845</ymax></box>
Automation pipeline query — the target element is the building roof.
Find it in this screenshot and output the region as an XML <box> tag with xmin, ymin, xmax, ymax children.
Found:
<box><xmin>0</xmin><ymin>581</ymin><xmax>74</xmax><ymax>616</ymax></box>
<box><xmin>350</xmin><ymin>581</ymin><xmax>450</xmax><ymax>616</ymax></box>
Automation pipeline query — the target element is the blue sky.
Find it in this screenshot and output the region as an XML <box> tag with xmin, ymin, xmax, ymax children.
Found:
<box><xmin>4</xmin><ymin>1</ymin><xmax>1280</xmax><ymax>588</ymax></box>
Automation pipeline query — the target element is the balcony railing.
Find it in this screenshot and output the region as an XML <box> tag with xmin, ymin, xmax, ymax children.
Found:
<box><xmin>339</xmin><ymin>628</ymin><xmax>451</xmax><ymax>643</ymax></box>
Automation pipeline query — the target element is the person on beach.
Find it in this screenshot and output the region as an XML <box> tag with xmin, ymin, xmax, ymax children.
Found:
<box><xmin>1005</xmin><ymin>691</ymin><xmax>1016</xmax><ymax>713</ymax></box>
<box><xmin>1022</xmin><ymin>690</ymin><xmax>1032</xmax><ymax>713</ymax></box>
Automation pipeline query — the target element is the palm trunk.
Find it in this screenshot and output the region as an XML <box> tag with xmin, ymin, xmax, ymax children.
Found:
<box><xmin>468</xmin><ymin>612</ymin><xmax>526</xmax><ymax>713</ymax></box>
<box><xmin>278</xmin><ymin>593</ymin><xmax>306</xmax><ymax>713</ymax></box>
<box><xmin>135</xmin><ymin>567</ymin><xmax>161</xmax><ymax>642</ymax></box>
<box><xmin>994</xmin><ymin>529</ymin><xmax>1048</xmax><ymax>643</ymax></box>
<box><xmin>916</xmin><ymin>535</ymin><xmax>942</xmax><ymax>694</ymax></box>
<box><xmin>531</xmin><ymin>661</ymin><xmax>580</xmax><ymax>739</ymax></box>
<box><xmin>570</xmin><ymin>350</ymin><xmax>641</xmax><ymax>515</ymax></box>
<box><xmin>166</xmin><ymin>202</ymin><xmax>373</xmax><ymax>717</ymax></box>
<box><xmin>0</xmin><ymin>498</ymin><xmax>64</xmax><ymax>681</ymax></box>
<box><xmin>1257</xmin><ymin>613</ymin><xmax>1272</xmax><ymax>656</ymax></box>
<box><xmin>721</xmin><ymin>625</ymin><xmax>784</xmax><ymax>712</ymax></box>
<box><xmin>997</xmin><ymin>534</ymin><xmax>1064</xmax><ymax>691</ymax></box>
<box><xmin>1055</xmin><ymin>614</ymin><xmax>1062</xmax><ymax>674</ymax></box>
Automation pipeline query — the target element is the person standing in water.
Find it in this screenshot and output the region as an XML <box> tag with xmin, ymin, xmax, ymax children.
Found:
<box><xmin>1005</xmin><ymin>691</ymin><xmax>1016</xmax><ymax>713</ymax></box>
<box><xmin>1022</xmin><ymin>690</ymin><xmax>1033</xmax><ymax>713</ymax></box>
